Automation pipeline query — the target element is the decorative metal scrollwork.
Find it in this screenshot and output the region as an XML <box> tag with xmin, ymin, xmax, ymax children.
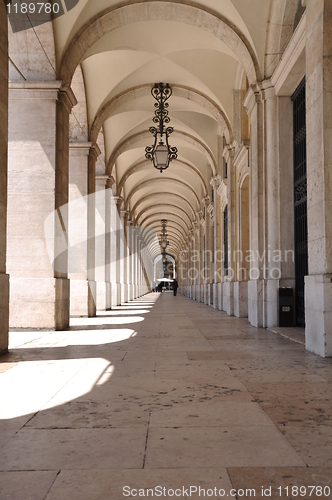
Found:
<box><xmin>294</xmin><ymin>179</ymin><xmax>307</xmax><ymax>203</ymax></box>
<box><xmin>145</xmin><ymin>83</ymin><xmax>178</xmax><ymax>173</ymax></box>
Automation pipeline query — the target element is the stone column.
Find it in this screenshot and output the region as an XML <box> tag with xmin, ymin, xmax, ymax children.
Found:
<box><xmin>109</xmin><ymin>193</ymin><xmax>120</xmax><ymax>307</ymax></box>
<box><xmin>0</xmin><ymin>1</ymin><xmax>9</xmax><ymax>354</ymax></box>
<box><xmin>120</xmin><ymin>210</ymin><xmax>128</xmax><ymax>304</ymax></box>
<box><xmin>211</xmin><ymin>176</ymin><xmax>222</xmax><ymax>309</ymax></box>
<box><xmin>127</xmin><ymin>219</ymin><xmax>134</xmax><ymax>301</ymax></box>
<box><xmin>8</xmin><ymin>82</ymin><xmax>76</xmax><ymax>329</ymax></box>
<box><xmin>68</xmin><ymin>143</ymin><xmax>101</xmax><ymax>317</ymax></box>
<box><xmin>68</xmin><ymin>142</ymin><xmax>93</xmax><ymax>317</ymax></box>
<box><xmin>133</xmin><ymin>226</ymin><xmax>138</xmax><ymax>299</ymax></box>
<box><xmin>305</xmin><ymin>0</ymin><xmax>332</xmax><ymax>356</ymax></box>
<box><xmin>193</xmin><ymin>222</ymin><xmax>202</xmax><ymax>302</ymax></box>
<box><xmin>244</xmin><ymin>85</ymin><xmax>265</xmax><ymax>327</ymax></box>
<box><xmin>188</xmin><ymin>232</ymin><xmax>194</xmax><ymax>298</ymax></box>
<box><xmin>203</xmin><ymin>197</ymin><xmax>211</xmax><ymax>305</ymax></box>
<box><xmin>262</xmin><ymin>83</ymin><xmax>296</xmax><ymax>327</ymax></box>
<box><xmin>223</xmin><ymin>147</ymin><xmax>236</xmax><ymax>316</ymax></box>
<box><xmin>115</xmin><ymin>197</ymin><xmax>124</xmax><ymax>305</ymax></box>
<box><xmin>104</xmin><ymin>178</ymin><xmax>114</xmax><ymax>310</ymax></box>
<box><xmin>95</xmin><ymin>174</ymin><xmax>109</xmax><ymax>311</ymax></box>
<box><xmin>140</xmin><ymin>237</ymin><xmax>144</xmax><ymax>296</ymax></box>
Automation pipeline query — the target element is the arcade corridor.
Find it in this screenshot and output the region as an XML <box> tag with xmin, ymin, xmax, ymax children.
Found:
<box><xmin>1</xmin><ymin>293</ymin><xmax>332</xmax><ymax>499</ymax></box>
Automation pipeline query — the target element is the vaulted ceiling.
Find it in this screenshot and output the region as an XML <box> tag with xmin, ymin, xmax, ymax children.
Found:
<box><xmin>11</xmin><ymin>0</ymin><xmax>275</xmax><ymax>259</ymax></box>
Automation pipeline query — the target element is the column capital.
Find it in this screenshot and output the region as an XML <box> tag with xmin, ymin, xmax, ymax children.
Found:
<box><xmin>107</xmin><ymin>176</ymin><xmax>115</xmax><ymax>189</ymax></box>
<box><xmin>95</xmin><ymin>175</ymin><xmax>108</xmax><ymax>190</ymax></box>
<box><xmin>120</xmin><ymin>209</ymin><xmax>130</xmax><ymax>220</ymax></box>
<box><xmin>210</xmin><ymin>175</ymin><xmax>222</xmax><ymax>189</ymax></box>
<box><xmin>243</xmin><ymin>82</ymin><xmax>263</xmax><ymax>116</ymax></box>
<box><xmin>89</xmin><ymin>142</ymin><xmax>102</xmax><ymax>161</ymax></box>
<box><xmin>58</xmin><ymin>84</ymin><xmax>78</xmax><ymax>112</ymax></box>
<box><xmin>9</xmin><ymin>80</ymin><xmax>62</xmax><ymax>100</ymax></box>
<box><xmin>202</xmin><ymin>196</ymin><xmax>210</xmax><ymax>207</ymax></box>
<box><xmin>116</xmin><ymin>196</ymin><xmax>124</xmax><ymax>207</ymax></box>
<box><xmin>207</xmin><ymin>202</ymin><xmax>214</xmax><ymax>215</ymax></box>
<box><xmin>261</xmin><ymin>80</ymin><xmax>276</xmax><ymax>101</ymax></box>
<box><xmin>69</xmin><ymin>141</ymin><xmax>101</xmax><ymax>158</ymax></box>
<box><xmin>9</xmin><ymin>81</ymin><xmax>77</xmax><ymax>112</ymax></box>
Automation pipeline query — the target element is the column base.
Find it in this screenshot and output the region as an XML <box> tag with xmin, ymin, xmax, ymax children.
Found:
<box><xmin>223</xmin><ymin>282</ymin><xmax>234</xmax><ymax>316</ymax></box>
<box><xmin>0</xmin><ymin>273</ymin><xmax>9</xmax><ymax>354</ymax></box>
<box><xmin>200</xmin><ymin>284</ymin><xmax>204</xmax><ymax>303</ymax></box>
<box><xmin>96</xmin><ymin>281</ymin><xmax>111</xmax><ymax>311</ymax></box>
<box><xmin>209</xmin><ymin>283</ymin><xmax>213</xmax><ymax>306</ymax></box>
<box><xmin>213</xmin><ymin>283</ymin><xmax>218</xmax><ymax>309</ymax></box>
<box><xmin>70</xmin><ymin>279</ymin><xmax>96</xmax><ymax>318</ymax></box>
<box><xmin>234</xmin><ymin>281</ymin><xmax>248</xmax><ymax>318</ymax></box>
<box><xmin>10</xmin><ymin>277</ymin><xmax>69</xmax><ymax>329</ymax></box>
<box><xmin>248</xmin><ymin>279</ymin><xmax>264</xmax><ymax>327</ymax></box>
<box><xmin>204</xmin><ymin>284</ymin><xmax>209</xmax><ymax>305</ymax></box>
<box><xmin>121</xmin><ymin>283</ymin><xmax>129</xmax><ymax>304</ymax></box>
<box><xmin>305</xmin><ymin>274</ymin><xmax>332</xmax><ymax>357</ymax></box>
<box><xmin>116</xmin><ymin>283</ymin><xmax>122</xmax><ymax>305</ymax></box>
<box><xmin>218</xmin><ymin>282</ymin><xmax>223</xmax><ymax>310</ymax></box>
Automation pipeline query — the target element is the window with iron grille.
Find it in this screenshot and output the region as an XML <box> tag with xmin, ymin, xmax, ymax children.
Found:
<box><xmin>292</xmin><ymin>77</ymin><xmax>308</xmax><ymax>327</ymax></box>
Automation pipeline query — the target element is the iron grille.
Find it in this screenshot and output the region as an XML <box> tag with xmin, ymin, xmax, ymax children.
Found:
<box><xmin>292</xmin><ymin>77</ymin><xmax>308</xmax><ymax>327</ymax></box>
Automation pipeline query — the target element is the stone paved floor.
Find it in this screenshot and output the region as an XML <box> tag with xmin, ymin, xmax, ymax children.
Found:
<box><xmin>1</xmin><ymin>292</ymin><xmax>332</xmax><ymax>499</ymax></box>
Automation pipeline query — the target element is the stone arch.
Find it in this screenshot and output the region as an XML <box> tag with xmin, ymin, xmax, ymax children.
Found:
<box><xmin>108</xmin><ymin>130</ymin><xmax>217</xmax><ymax>178</ymax></box>
<box><xmin>137</xmin><ymin>203</ymin><xmax>192</xmax><ymax>227</ymax></box>
<box><xmin>145</xmin><ymin>229</ymin><xmax>184</xmax><ymax>249</ymax></box>
<box><xmin>58</xmin><ymin>0</ymin><xmax>261</xmax><ymax>85</ymax></box>
<box><xmin>141</xmin><ymin>222</ymin><xmax>186</xmax><ymax>246</ymax></box>
<box><xmin>125</xmin><ymin>177</ymin><xmax>201</xmax><ymax>211</ymax></box>
<box><xmin>117</xmin><ymin>158</ymin><xmax>208</xmax><ymax>198</ymax></box>
<box><xmin>140</xmin><ymin>211</ymin><xmax>190</xmax><ymax>233</ymax></box>
<box><xmin>90</xmin><ymin>84</ymin><xmax>233</xmax><ymax>144</ymax></box>
<box><xmin>131</xmin><ymin>192</ymin><xmax>196</xmax><ymax>220</ymax></box>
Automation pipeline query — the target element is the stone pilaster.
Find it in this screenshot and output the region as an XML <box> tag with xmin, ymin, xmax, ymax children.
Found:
<box><xmin>133</xmin><ymin>226</ymin><xmax>138</xmax><ymax>299</ymax></box>
<box><xmin>194</xmin><ymin>214</ymin><xmax>201</xmax><ymax>302</ymax></box>
<box><xmin>262</xmin><ymin>82</ymin><xmax>296</xmax><ymax>327</ymax></box>
<box><xmin>0</xmin><ymin>1</ymin><xmax>9</xmax><ymax>354</ymax></box>
<box><xmin>109</xmin><ymin>193</ymin><xmax>119</xmax><ymax>306</ymax></box>
<box><xmin>8</xmin><ymin>81</ymin><xmax>76</xmax><ymax>329</ymax></box>
<box><xmin>127</xmin><ymin>218</ymin><xmax>134</xmax><ymax>301</ymax></box>
<box><xmin>120</xmin><ymin>210</ymin><xmax>129</xmax><ymax>303</ymax></box>
<box><xmin>244</xmin><ymin>84</ymin><xmax>265</xmax><ymax>327</ymax></box>
<box><xmin>211</xmin><ymin>175</ymin><xmax>222</xmax><ymax>309</ymax></box>
<box><xmin>203</xmin><ymin>196</ymin><xmax>211</xmax><ymax>305</ymax></box>
<box><xmin>95</xmin><ymin>174</ymin><xmax>109</xmax><ymax>311</ymax></box>
<box><xmin>305</xmin><ymin>0</ymin><xmax>332</xmax><ymax>356</ymax></box>
<box><xmin>104</xmin><ymin>177</ymin><xmax>114</xmax><ymax>309</ymax></box>
<box><xmin>68</xmin><ymin>142</ymin><xmax>97</xmax><ymax>317</ymax></box>
<box><xmin>115</xmin><ymin>196</ymin><xmax>123</xmax><ymax>305</ymax></box>
<box><xmin>223</xmin><ymin>147</ymin><xmax>236</xmax><ymax>316</ymax></box>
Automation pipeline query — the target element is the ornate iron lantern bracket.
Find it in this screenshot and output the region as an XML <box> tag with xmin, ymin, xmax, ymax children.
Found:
<box><xmin>145</xmin><ymin>83</ymin><xmax>178</xmax><ymax>173</ymax></box>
